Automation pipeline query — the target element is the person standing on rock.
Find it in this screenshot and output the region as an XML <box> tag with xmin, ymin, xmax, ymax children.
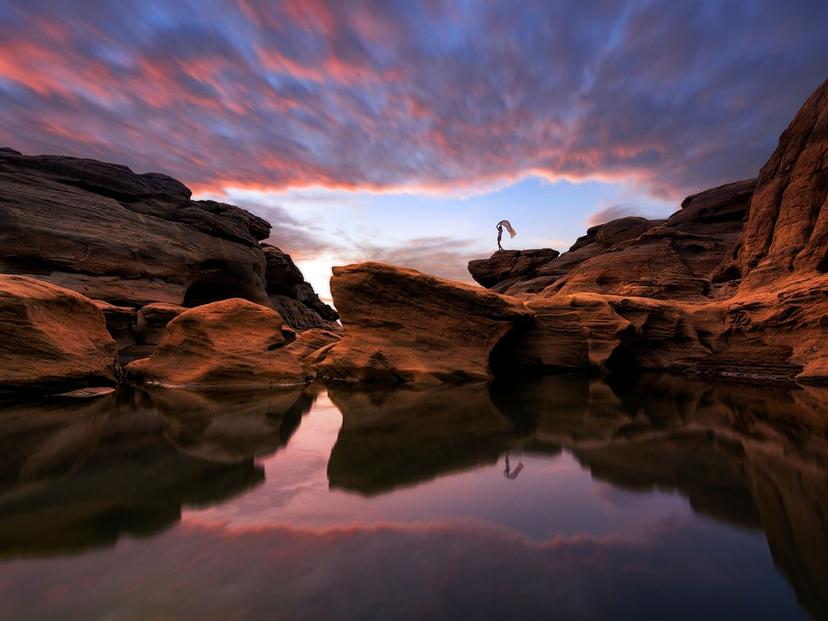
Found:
<box><xmin>496</xmin><ymin>220</ymin><xmax>517</xmax><ymax>250</ymax></box>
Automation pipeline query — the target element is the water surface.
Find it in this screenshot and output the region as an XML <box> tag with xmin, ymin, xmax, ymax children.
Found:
<box><xmin>0</xmin><ymin>374</ymin><xmax>826</xmax><ymax>620</ymax></box>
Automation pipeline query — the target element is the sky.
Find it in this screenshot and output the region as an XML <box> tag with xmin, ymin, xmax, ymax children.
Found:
<box><xmin>1</xmin><ymin>1</ymin><xmax>827</xmax><ymax>301</ymax></box>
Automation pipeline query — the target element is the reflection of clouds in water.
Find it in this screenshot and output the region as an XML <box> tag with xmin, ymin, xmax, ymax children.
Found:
<box><xmin>0</xmin><ymin>517</ymin><xmax>801</xmax><ymax>621</ymax></box>
<box><xmin>591</xmin><ymin>480</ymin><xmax>689</xmax><ymax>513</ymax></box>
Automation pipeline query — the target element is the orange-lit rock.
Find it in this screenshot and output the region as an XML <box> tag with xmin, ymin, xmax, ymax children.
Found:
<box><xmin>125</xmin><ymin>298</ymin><xmax>309</xmax><ymax>388</ymax></box>
<box><xmin>0</xmin><ymin>275</ymin><xmax>118</xmax><ymax>394</ymax></box>
<box><xmin>314</xmin><ymin>262</ymin><xmax>534</xmax><ymax>385</ymax></box>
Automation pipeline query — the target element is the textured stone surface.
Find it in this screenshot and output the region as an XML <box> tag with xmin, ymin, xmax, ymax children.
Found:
<box><xmin>512</xmin><ymin>293</ymin><xmax>710</xmax><ymax>373</ymax></box>
<box><xmin>0</xmin><ymin>275</ymin><xmax>118</xmax><ymax>394</ymax></box>
<box><xmin>741</xmin><ymin>77</ymin><xmax>828</xmax><ymax>287</ymax></box>
<box><xmin>468</xmin><ymin>248</ymin><xmax>560</xmax><ymax>291</ymax></box>
<box><xmin>0</xmin><ymin>149</ymin><xmax>271</xmax><ymax>308</ymax></box>
<box><xmin>461</xmin><ymin>78</ymin><xmax>827</xmax><ymax>383</ymax></box>
<box><xmin>0</xmin><ymin>150</ymin><xmax>333</xmax><ymax>335</ymax></box>
<box><xmin>125</xmin><ymin>298</ymin><xmax>310</xmax><ymax>388</ymax></box>
<box><xmin>263</xmin><ymin>244</ymin><xmax>339</xmax><ymax>331</ymax></box>
<box><xmin>314</xmin><ymin>262</ymin><xmax>534</xmax><ymax>385</ymax></box>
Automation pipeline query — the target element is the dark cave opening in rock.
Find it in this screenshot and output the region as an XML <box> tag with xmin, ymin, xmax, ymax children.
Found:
<box><xmin>182</xmin><ymin>276</ymin><xmax>261</xmax><ymax>308</ymax></box>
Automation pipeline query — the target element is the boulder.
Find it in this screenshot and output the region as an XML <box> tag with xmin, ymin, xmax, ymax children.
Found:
<box><xmin>468</xmin><ymin>248</ymin><xmax>560</xmax><ymax>291</ymax></box>
<box><xmin>0</xmin><ymin>275</ymin><xmax>118</xmax><ymax>394</ymax></box>
<box><xmin>125</xmin><ymin>298</ymin><xmax>310</xmax><ymax>388</ymax></box>
<box><xmin>93</xmin><ymin>300</ymin><xmax>185</xmax><ymax>364</ymax></box>
<box><xmin>263</xmin><ymin>244</ymin><xmax>340</xmax><ymax>331</ymax></box>
<box><xmin>314</xmin><ymin>262</ymin><xmax>535</xmax><ymax>385</ymax></box>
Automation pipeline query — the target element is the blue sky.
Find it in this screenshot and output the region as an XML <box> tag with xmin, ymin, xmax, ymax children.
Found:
<box><xmin>0</xmin><ymin>0</ymin><xmax>826</xmax><ymax>299</ymax></box>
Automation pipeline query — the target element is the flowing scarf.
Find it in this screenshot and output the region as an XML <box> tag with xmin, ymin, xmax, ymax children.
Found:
<box><xmin>497</xmin><ymin>220</ymin><xmax>517</xmax><ymax>238</ymax></box>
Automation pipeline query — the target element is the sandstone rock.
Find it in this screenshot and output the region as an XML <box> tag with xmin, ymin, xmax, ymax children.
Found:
<box><xmin>0</xmin><ymin>275</ymin><xmax>118</xmax><ymax>394</ymax></box>
<box><xmin>513</xmin><ymin>293</ymin><xmax>711</xmax><ymax>373</ymax></box>
<box><xmin>468</xmin><ymin>248</ymin><xmax>560</xmax><ymax>291</ymax></box>
<box><xmin>314</xmin><ymin>262</ymin><xmax>534</xmax><ymax>385</ymax></box>
<box><xmin>541</xmin><ymin>183</ymin><xmax>754</xmax><ymax>301</ymax></box>
<box><xmin>136</xmin><ymin>303</ymin><xmax>186</xmax><ymax>345</ymax></box>
<box><xmin>475</xmin><ymin>183</ymin><xmax>754</xmax><ymax>300</ymax></box>
<box><xmin>92</xmin><ymin>300</ymin><xmax>186</xmax><ymax>364</ymax></box>
<box><xmin>0</xmin><ymin>149</ymin><xmax>271</xmax><ymax>308</ymax></box>
<box><xmin>263</xmin><ymin>245</ymin><xmax>339</xmax><ymax>330</ymax></box>
<box><xmin>125</xmin><ymin>298</ymin><xmax>310</xmax><ymax>388</ymax></box>
<box><xmin>701</xmin><ymin>277</ymin><xmax>828</xmax><ymax>384</ymax></box>
<box><xmin>285</xmin><ymin>328</ymin><xmax>342</xmax><ymax>361</ymax></box>
<box><xmin>741</xmin><ymin>77</ymin><xmax>828</xmax><ymax>287</ymax></box>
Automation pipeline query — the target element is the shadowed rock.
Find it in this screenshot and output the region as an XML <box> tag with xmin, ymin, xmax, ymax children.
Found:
<box><xmin>468</xmin><ymin>248</ymin><xmax>560</xmax><ymax>292</ymax></box>
<box><xmin>263</xmin><ymin>244</ymin><xmax>339</xmax><ymax>331</ymax></box>
<box><xmin>0</xmin><ymin>149</ymin><xmax>271</xmax><ymax>308</ymax></box>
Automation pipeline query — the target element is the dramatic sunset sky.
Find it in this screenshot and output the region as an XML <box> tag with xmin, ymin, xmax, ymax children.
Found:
<box><xmin>1</xmin><ymin>1</ymin><xmax>827</xmax><ymax>299</ymax></box>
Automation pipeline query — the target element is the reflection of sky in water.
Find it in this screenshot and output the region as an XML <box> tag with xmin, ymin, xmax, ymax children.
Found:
<box><xmin>184</xmin><ymin>392</ymin><xmax>688</xmax><ymax>541</ymax></box>
<box><xmin>0</xmin><ymin>381</ymin><xmax>818</xmax><ymax>621</ymax></box>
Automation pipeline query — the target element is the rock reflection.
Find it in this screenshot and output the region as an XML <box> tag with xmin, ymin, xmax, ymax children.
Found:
<box><xmin>0</xmin><ymin>386</ymin><xmax>317</xmax><ymax>557</ymax></box>
<box><xmin>326</xmin><ymin>382</ymin><xmax>521</xmax><ymax>495</ymax></box>
<box><xmin>327</xmin><ymin>373</ymin><xmax>828</xmax><ymax>619</ymax></box>
<box><xmin>148</xmin><ymin>385</ymin><xmax>315</xmax><ymax>463</ymax></box>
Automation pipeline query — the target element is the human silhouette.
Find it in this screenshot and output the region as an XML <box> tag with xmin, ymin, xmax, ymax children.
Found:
<box><xmin>503</xmin><ymin>453</ymin><xmax>524</xmax><ymax>480</ymax></box>
<box><xmin>496</xmin><ymin>220</ymin><xmax>516</xmax><ymax>250</ymax></box>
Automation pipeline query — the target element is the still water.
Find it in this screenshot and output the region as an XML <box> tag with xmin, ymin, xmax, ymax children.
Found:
<box><xmin>0</xmin><ymin>374</ymin><xmax>826</xmax><ymax>620</ymax></box>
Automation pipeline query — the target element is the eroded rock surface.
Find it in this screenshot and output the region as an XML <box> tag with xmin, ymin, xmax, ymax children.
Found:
<box><xmin>314</xmin><ymin>262</ymin><xmax>534</xmax><ymax>385</ymax></box>
<box><xmin>741</xmin><ymin>77</ymin><xmax>828</xmax><ymax>287</ymax></box>
<box><xmin>0</xmin><ymin>149</ymin><xmax>270</xmax><ymax>308</ymax></box>
<box><xmin>465</xmin><ymin>77</ymin><xmax>828</xmax><ymax>384</ymax></box>
<box><xmin>263</xmin><ymin>245</ymin><xmax>339</xmax><ymax>331</ymax></box>
<box><xmin>0</xmin><ymin>149</ymin><xmax>335</xmax><ymax>341</ymax></box>
<box><xmin>0</xmin><ymin>275</ymin><xmax>118</xmax><ymax>394</ymax></box>
<box><xmin>125</xmin><ymin>298</ymin><xmax>310</xmax><ymax>388</ymax></box>
<box><xmin>468</xmin><ymin>248</ymin><xmax>560</xmax><ymax>292</ymax></box>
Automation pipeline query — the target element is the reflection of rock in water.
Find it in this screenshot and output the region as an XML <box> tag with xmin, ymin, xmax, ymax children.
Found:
<box><xmin>497</xmin><ymin>374</ymin><xmax>828</xmax><ymax>620</ymax></box>
<box><xmin>0</xmin><ymin>386</ymin><xmax>316</xmax><ymax>557</ymax></box>
<box><xmin>147</xmin><ymin>385</ymin><xmax>315</xmax><ymax>463</ymax></box>
<box><xmin>327</xmin><ymin>373</ymin><xmax>828</xmax><ymax>619</ymax></box>
<box><xmin>326</xmin><ymin>382</ymin><xmax>524</xmax><ymax>495</ymax></box>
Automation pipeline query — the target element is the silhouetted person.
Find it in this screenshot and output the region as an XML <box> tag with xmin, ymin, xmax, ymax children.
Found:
<box><xmin>503</xmin><ymin>453</ymin><xmax>524</xmax><ymax>480</ymax></box>
<box><xmin>496</xmin><ymin>220</ymin><xmax>516</xmax><ymax>250</ymax></box>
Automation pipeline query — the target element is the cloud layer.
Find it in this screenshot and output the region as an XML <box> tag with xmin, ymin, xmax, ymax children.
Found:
<box><xmin>1</xmin><ymin>0</ymin><xmax>827</xmax><ymax>199</ymax></box>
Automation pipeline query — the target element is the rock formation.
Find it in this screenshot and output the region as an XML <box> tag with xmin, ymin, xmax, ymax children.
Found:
<box><xmin>125</xmin><ymin>298</ymin><xmax>312</xmax><ymax>388</ymax></box>
<box><xmin>0</xmin><ymin>275</ymin><xmax>118</xmax><ymax>395</ymax></box>
<box><xmin>466</xmin><ymin>77</ymin><xmax>828</xmax><ymax>385</ymax></box>
<box><xmin>263</xmin><ymin>244</ymin><xmax>340</xmax><ymax>331</ymax></box>
<box><xmin>740</xmin><ymin>79</ymin><xmax>828</xmax><ymax>287</ymax></box>
<box><xmin>0</xmin><ymin>148</ymin><xmax>337</xmax><ymax>341</ymax></box>
<box><xmin>471</xmin><ymin>180</ymin><xmax>754</xmax><ymax>300</ymax></box>
<box><xmin>315</xmin><ymin>262</ymin><xmax>534</xmax><ymax>385</ymax></box>
<box><xmin>468</xmin><ymin>248</ymin><xmax>559</xmax><ymax>292</ymax></box>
